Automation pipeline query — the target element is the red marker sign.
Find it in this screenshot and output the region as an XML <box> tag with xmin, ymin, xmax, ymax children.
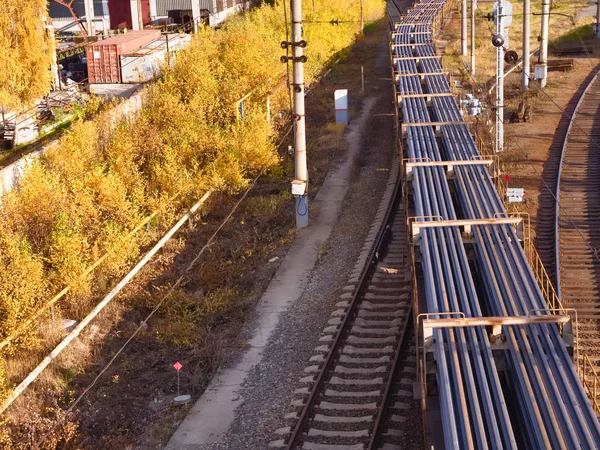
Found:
<box><xmin>504</xmin><ymin>175</ymin><xmax>510</xmax><ymax>182</ymax></box>
<box><xmin>173</xmin><ymin>361</ymin><xmax>182</xmax><ymax>371</ymax></box>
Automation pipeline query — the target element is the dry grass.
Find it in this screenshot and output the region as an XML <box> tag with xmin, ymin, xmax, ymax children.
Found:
<box><xmin>325</xmin><ymin>122</ymin><xmax>348</xmax><ymax>135</ymax></box>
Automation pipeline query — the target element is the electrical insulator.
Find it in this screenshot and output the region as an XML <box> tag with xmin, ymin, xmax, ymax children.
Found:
<box><xmin>491</xmin><ymin>34</ymin><xmax>504</xmax><ymax>48</ymax></box>
<box><xmin>504</xmin><ymin>50</ymin><xmax>518</xmax><ymax>64</ymax></box>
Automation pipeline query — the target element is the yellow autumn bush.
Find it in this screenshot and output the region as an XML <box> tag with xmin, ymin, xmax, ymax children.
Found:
<box><xmin>0</xmin><ymin>0</ymin><xmax>386</xmax><ymax>403</ymax></box>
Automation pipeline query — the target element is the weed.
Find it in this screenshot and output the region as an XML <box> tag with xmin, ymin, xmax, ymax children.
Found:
<box><xmin>325</xmin><ymin>122</ymin><xmax>347</xmax><ymax>135</ymax></box>
<box><xmin>317</xmin><ymin>242</ymin><xmax>329</xmax><ymax>262</ymax></box>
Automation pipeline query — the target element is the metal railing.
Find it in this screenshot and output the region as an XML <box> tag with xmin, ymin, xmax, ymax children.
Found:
<box><xmin>526</xmin><ymin>245</ymin><xmax>563</xmax><ymax>312</ymax></box>
<box><xmin>582</xmin><ymin>354</ymin><xmax>600</xmax><ymax>414</ymax></box>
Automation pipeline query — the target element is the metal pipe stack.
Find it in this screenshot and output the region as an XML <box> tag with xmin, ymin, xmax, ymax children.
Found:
<box><xmin>394</xmin><ymin>0</ymin><xmax>600</xmax><ymax>447</ymax></box>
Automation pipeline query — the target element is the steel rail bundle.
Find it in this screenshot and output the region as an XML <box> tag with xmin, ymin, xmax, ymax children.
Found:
<box><xmin>394</xmin><ymin>0</ymin><xmax>600</xmax><ymax>448</ymax></box>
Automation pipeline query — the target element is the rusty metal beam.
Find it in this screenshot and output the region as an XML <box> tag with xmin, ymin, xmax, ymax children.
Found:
<box><xmin>422</xmin><ymin>314</ymin><xmax>570</xmax><ymax>330</ymax></box>
<box><xmin>404</xmin><ymin>158</ymin><xmax>494</xmax><ymax>180</ymax></box>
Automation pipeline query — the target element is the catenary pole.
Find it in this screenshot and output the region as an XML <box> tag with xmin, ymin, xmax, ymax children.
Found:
<box><xmin>470</xmin><ymin>0</ymin><xmax>476</xmax><ymax>74</ymax></box>
<box><xmin>291</xmin><ymin>0</ymin><xmax>309</xmax><ymax>228</ymax></box>
<box><xmin>539</xmin><ymin>0</ymin><xmax>550</xmax><ymax>87</ymax></box>
<box><xmin>462</xmin><ymin>0</ymin><xmax>468</xmax><ymax>55</ymax></box>
<box><xmin>522</xmin><ymin>0</ymin><xmax>530</xmax><ymax>90</ymax></box>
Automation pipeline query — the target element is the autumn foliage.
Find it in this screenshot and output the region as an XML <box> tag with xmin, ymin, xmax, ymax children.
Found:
<box><xmin>0</xmin><ymin>0</ymin><xmax>55</xmax><ymax>109</ymax></box>
<box><xmin>0</xmin><ymin>0</ymin><xmax>385</xmax><ymax>411</ymax></box>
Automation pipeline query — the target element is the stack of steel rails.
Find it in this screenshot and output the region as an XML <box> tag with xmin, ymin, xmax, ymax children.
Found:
<box><xmin>394</xmin><ymin>0</ymin><xmax>600</xmax><ymax>447</ymax></box>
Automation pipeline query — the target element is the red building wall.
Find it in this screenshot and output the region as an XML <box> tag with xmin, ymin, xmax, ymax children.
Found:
<box><xmin>108</xmin><ymin>0</ymin><xmax>151</xmax><ymax>30</ymax></box>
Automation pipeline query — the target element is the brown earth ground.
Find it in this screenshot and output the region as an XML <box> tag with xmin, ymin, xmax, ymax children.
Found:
<box><xmin>440</xmin><ymin>1</ymin><xmax>600</xmax><ymax>267</ymax></box>
<box><xmin>1</xmin><ymin>19</ymin><xmax>392</xmax><ymax>450</ymax></box>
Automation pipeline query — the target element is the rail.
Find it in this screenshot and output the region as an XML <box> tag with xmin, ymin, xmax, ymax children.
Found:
<box><xmin>554</xmin><ymin>69</ymin><xmax>600</xmax><ymax>300</ymax></box>
<box><xmin>284</xmin><ymin>145</ymin><xmax>404</xmax><ymax>449</ymax></box>
<box><xmin>552</xmin><ymin>67</ymin><xmax>600</xmax><ymax>413</ymax></box>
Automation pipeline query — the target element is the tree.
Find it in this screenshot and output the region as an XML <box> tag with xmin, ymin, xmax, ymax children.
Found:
<box><xmin>0</xmin><ymin>0</ymin><xmax>55</xmax><ymax>110</ymax></box>
<box><xmin>52</xmin><ymin>0</ymin><xmax>88</xmax><ymax>35</ymax></box>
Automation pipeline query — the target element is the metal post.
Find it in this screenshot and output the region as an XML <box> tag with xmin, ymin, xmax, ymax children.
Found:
<box><xmin>496</xmin><ymin>0</ymin><xmax>504</xmax><ymax>153</ymax></box>
<box><xmin>596</xmin><ymin>0</ymin><xmax>600</xmax><ymax>37</ymax></box>
<box><xmin>462</xmin><ymin>0</ymin><xmax>468</xmax><ymax>55</ymax></box>
<box><xmin>192</xmin><ymin>0</ymin><xmax>201</xmax><ymax>33</ymax></box>
<box><xmin>166</xmin><ymin>33</ymin><xmax>170</xmax><ymax>66</ymax></box>
<box><xmin>292</xmin><ymin>0</ymin><xmax>309</xmax><ymax>229</ymax></box>
<box><xmin>539</xmin><ymin>0</ymin><xmax>550</xmax><ymax>87</ymax></box>
<box><xmin>470</xmin><ymin>0</ymin><xmax>476</xmax><ymax>74</ymax></box>
<box><xmin>84</xmin><ymin>0</ymin><xmax>95</xmax><ymax>36</ymax></box>
<box><xmin>149</xmin><ymin>0</ymin><xmax>158</xmax><ymax>21</ymax></box>
<box><xmin>522</xmin><ymin>0</ymin><xmax>530</xmax><ymax>90</ymax></box>
<box><xmin>360</xmin><ymin>0</ymin><xmax>364</xmax><ymax>34</ymax></box>
<box><xmin>130</xmin><ymin>0</ymin><xmax>143</xmax><ymax>30</ymax></box>
<box><xmin>361</xmin><ymin>65</ymin><xmax>365</xmax><ymax>92</ymax></box>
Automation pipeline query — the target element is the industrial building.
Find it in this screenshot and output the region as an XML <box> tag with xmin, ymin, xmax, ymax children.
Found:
<box><xmin>47</xmin><ymin>0</ymin><xmax>253</xmax><ymax>33</ymax></box>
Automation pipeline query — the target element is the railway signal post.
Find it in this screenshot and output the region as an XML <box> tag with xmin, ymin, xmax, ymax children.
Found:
<box><xmin>493</xmin><ymin>0</ymin><xmax>505</xmax><ymax>153</ymax></box>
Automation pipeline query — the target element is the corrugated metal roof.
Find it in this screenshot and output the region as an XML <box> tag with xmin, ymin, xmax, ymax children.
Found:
<box><xmin>48</xmin><ymin>0</ymin><xmax>109</xmax><ymax>19</ymax></box>
<box><xmin>155</xmin><ymin>0</ymin><xmax>213</xmax><ymax>16</ymax></box>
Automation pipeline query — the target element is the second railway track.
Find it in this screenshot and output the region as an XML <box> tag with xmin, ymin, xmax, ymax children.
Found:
<box><xmin>555</xmin><ymin>67</ymin><xmax>600</xmax><ymax>406</ymax></box>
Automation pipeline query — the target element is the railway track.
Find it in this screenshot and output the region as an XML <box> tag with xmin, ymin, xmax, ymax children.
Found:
<box><xmin>269</xmin><ymin>155</ymin><xmax>422</xmax><ymax>449</ymax></box>
<box><xmin>555</xmin><ymin>68</ymin><xmax>600</xmax><ymax>408</ymax></box>
<box><xmin>269</xmin><ymin>4</ymin><xmax>423</xmax><ymax>449</ymax></box>
<box><xmin>536</xmin><ymin>70</ymin><xmax>600</xmax><ymax>285</ymax></box>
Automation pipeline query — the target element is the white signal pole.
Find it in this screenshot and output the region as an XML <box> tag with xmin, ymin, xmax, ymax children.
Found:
<box><xmin>522</xmin><ymin>0</ymin><xmax>530</xmax><ymax>90</ymax></box>
<box><xmin>495</xmin><ymin>0</ymin><xmax>504</xmax><ymax>153</ymax></box>
<box><xmin>462</xmin><ymin>0</ymin><xmax>468</xmax><ymax>55</ymax></box>
<box><xmin>291</xmin><ymin>0</ymin><xmax>309</xmax><ymax>229</ymax></box>
<box><xmin>470</xmin><ymin>0</ymin><xmax>476</xmax><ymax>74</ymax></box>
<box><xmin>538</xmin><ymin>0</ymin><xmax>550</xmax><ymax>87</ymax></box>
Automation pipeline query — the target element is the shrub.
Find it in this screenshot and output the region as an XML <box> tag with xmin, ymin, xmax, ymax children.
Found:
<box><xmin>0</xmin><ymin>0</ymin><xmax>386</xmax><ymax>404</ymax></box>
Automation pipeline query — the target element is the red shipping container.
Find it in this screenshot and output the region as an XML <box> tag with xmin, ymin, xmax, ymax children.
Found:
<box><xmin>108</xmin><ymin>0</ymin><xmax>151</xmax><ymax>30</ymax></box>
<box><xmin>86</xmin><ymin>30</ymin><xmax>161</xmax><ymax>83</ymax></box>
